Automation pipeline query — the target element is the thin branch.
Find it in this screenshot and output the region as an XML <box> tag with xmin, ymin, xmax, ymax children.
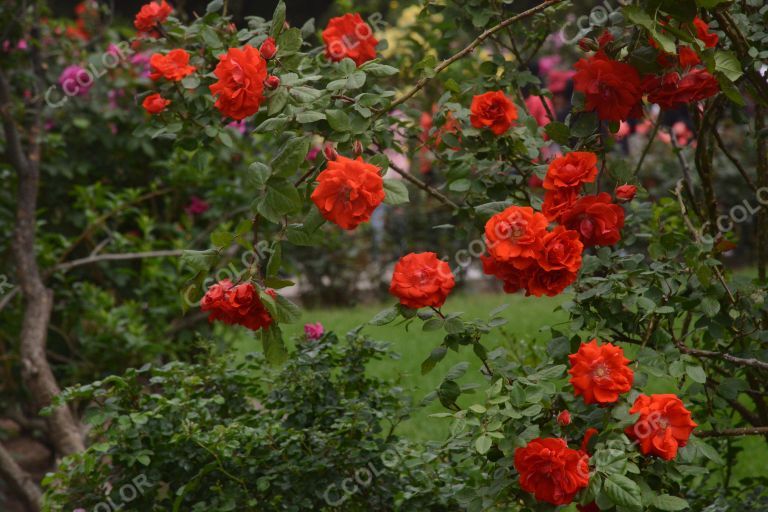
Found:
<box><xmin>675</xmin><ymin>338</ymin><xmax>768</xmax><ymax>372</ymax></box>
<box><xmin>632</xmin><ymin>115</ymin><xmax>661</xmax><ymax>176</ymax></box>
<box><xmin>53</xmin><ymin>249</ymin><xmax>185</xmax><ymax>273</ymax></box>
<box><xmin>696</xmin><ymin>426</ymin><xmax>768</xmax><ymax>438</ymax></box>
<box><xmin>387</xmin><ymin>159</ymin><xmax>460</xmax><ymax>209</ymax></box>
<box><xmin>381</xmin><ymin>0</ymin><xmax>567</xmax><ymax>115</ymax></box>
<box><xmin>713</xmin><ymin>128</ymin><xmax>756</xmax><ymax>191</ymax></box>
<box><xmin>0</xmin><ymin>443</ymin><xmax>42</xmax><ymax>511</ymax></box>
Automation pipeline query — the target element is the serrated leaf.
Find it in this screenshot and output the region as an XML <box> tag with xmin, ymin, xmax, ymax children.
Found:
<box><xmin>257</xmin><ymin>179</ymin><xmax>301</xmax><ymax>223</ymax></box>
<box><xmin>652</xmin><ymin>494</ymin><xmax>689</xmax><ymax>511</ymax></box>
<box><xmin>271</xmin><ymin>136</ymin><xmax>310</xmax><ymax>178</ymax></box>
<box><xmin>475</xmin><ymin>435</ymin><xmax>492</xmax><ymax>454</ymax></box>
<box><xmin>370</xmin><ymin>305</ymin><xmax>398</xmax><ymax>325</ymax></box>
<box><xmin>603</xmin><ymin>474</ymin><xmax>642</xmax><ymax>510</ymax></box>
<box><xmin>326</xmin><ymin>109</ymin><xmax>351</xmax><ymax>131</ymax></box>
<box><xmin>383</xmin><ymin>179</ymin><xmax>409</xmax><ymax>205</ymax></box>
<box><xmin>421</xmin><ymin>346</ymin><xmax>447</xmax><ymax>375</ymax></box>
<box><xmin>262</xmin><ymin>325</ymin><xmax>288</xmax><ymax>364</ymax></box>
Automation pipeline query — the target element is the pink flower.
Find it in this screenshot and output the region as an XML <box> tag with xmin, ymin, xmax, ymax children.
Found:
<box><xmin>306</xmin><ymin>147</ymin><xmax>321</xmax><ymax>161</ymax></box>
<box><xmin>227</xmin><ymin>119</ymin><xmax>248</xmax><ymax>135</ymax></box>
<box><xmin>58</xmin><ymin>65</ymin><xmax>93</xmax><ymax>96</ymax></box>
<box><xmin>304</xmin><ymin>322</ymin><xmax>324</xmax><ymax>340</ymax></box>
<box><xmin>185</xmin><ymin>196</ymin><xmax>210</xmax><ymax>215</ymax></box>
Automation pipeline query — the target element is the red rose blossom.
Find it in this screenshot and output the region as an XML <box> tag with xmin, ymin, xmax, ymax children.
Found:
<box><xmin>142</xmin><ymin>93</ymin><xmax>170</xmax><ymax>114</ymax></box>
<box><xmin>485</xmin><ymin>206</ymin><xmax>548</xmax><ymax>269</ymax></box>
<box><xmin>677</xmin><ymin>46</ymin><xmax>700</xmax><ymax>68</ymax></box>
<box><xmin>615</xmin><ymin>184</ymin><xmax>637</xmax><ymax>201</ymax></box>
<box><xmin>322</xmin><ymin>13</ymin><xmax>378</xmax><ymax>66</ymax></box>
<box><xmin>310</xmin><ymin>155</ymin><xmax>384</xmax><ymax>230</ymax></box>
<box><xmin>539</xmin><ymin>226</ymin><xmax>583</xmax><ymax>273</ymax></box>
<box><xmin>645</xmin><ymin>68</ymin><xmax>720</xmax><ymax>110</ymax></box>
<box><xmin>481</xmin><ymin>255</ymin><xmax>529</xmax><ymax>294</ymax></box>
<box><xmin>259</xmin><ymin>36</ymin><xmax>277</xmax><ymax>60</ymax></box>
<box><xmin>568</xmin><ymin>339</ymin><xmax>634</xmax><ymax>405</ymax></box>
<box><xmin>149</xmin><ymin>49</ymin><xmax>195</xmax><ymax>81</ymax></box>
<box><xmin>544</xmin><ymin>151</ymin><xmax>599</xmax><ymax>190</ymax></box>
<box><xmin>693</xmin><ymin>17</ymin><xmax>719</xmax><ymax>48</ymax></box>
<box><xmin>626</xmin><ymin>394</ymin><xmax>697</xmax><ymax>460</ymax></box>
<box><xmin>134</xmin><ymin>0</ymin><xmax>172</xmax><ymax>34</ymax></box>
<box><xmin>390</xmin><ymin>252</ymin><xmax>455</xmax><ymax>309</ymax></box>
<box><xmin>543</xmin><ymin>187</ymin><xmax>580</xmax><ymax>223</ymax></box>
<box><xmin>514</xmin><ymin>437</ymin><xmax>590</xmax><ymax>506</ymax></box>
<box><xmin>526</xmin><ymin>267</ymin><xmax>578</xmax><ymax>297</ymax></box>
<box><xmin>209</xmin><ymin>45</ymin><xmax>268</xmax><ymax>120</ymax></box>
<box><xmin>560</xmin><ymin>193</ymin><xmax>625</xmax><ymax>247</ymax></box>
<box><xmin>469</xmin><ymin>90</ymin><xmax>518</xmax><ymax>135</ymax></box>
<box><xmin>573</xmin><ymin>51</ymin><xmax>642</xmax><ymax>122</ymax></box>
<box><xmin>557</xmin><ymin>410</ymin><xmax>572</xmax><ymax>426</ymax></box>
<box><xmin>200</xmin><ymin>280</ymin><xmax>274</xmax><ymax>332</ymax></box>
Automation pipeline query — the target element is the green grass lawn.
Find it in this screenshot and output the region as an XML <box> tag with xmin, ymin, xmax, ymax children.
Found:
<box><xmin>230</xmin><ymin>290</ymin><xmax>767</xmax><ymax>482</ymax></box>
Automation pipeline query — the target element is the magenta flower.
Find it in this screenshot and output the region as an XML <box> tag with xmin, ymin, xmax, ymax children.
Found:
<box><xmin>185</xmin><ymin>196</ymin><xmax>210</xmax><ymax>216</ymax></box>
<box><xmin>58</xmin><ymin>65</ymin><xmax>93</xmax><ymax>96</ymax></box>
<box><xmin>304</xmin><ymin>322</ymin><xmax>324</xmax><ymax>340</ymax></box>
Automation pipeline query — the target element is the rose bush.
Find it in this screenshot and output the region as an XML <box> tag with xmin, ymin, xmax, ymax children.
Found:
<box><xmin>1</xmin><ymin>0</ymin><xmax>768</xmax><ymax>511</ymax></box>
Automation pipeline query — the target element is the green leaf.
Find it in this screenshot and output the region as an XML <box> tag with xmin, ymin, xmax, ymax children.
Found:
<box><xmin>268</xmin><ymin>88</ymin><xmax>289</xmax><ymax>116</ymax></box>
<box><xmin>246</xmin><ymin>162</ymin><xmax>271</xmax><ymax>188</ymax></box>
<box><xmin>257</xmin><ymin>178</ymin><xmax>301</xmax><ymax>223</ymax></box>
<box><xmin>700</xmin><ymin>296</ymin><xmax>720</xmax><ymax>317</ymax></box>
<box><xmin>653</xmin><ymin>495</ymin><xmax>689</xmax><ymax>511</ymax></box>
<box><xmin>277</xmin><ymin>27</ymin><xmax>302</xmax><ymax>54</ymax></box>
<box><xmin>266</xmin><ymin>242</ymin><xmax>281</xmax><ymax>277</ymax></box>
<box><xmin>370</xmin><ymin>305</ymin><xmax>398</xmax><ymax>325</ymax></box>
<box><xmin>383</xmin><ymin>179</ymin><xmax>409</xmax><ymax>205</ymax></box>
<box><xmin>296</xmin><ymin>111</ymin><xmax>326</xmax><ymax>123</ymax></box>
<box><xmin>361</xmin><ymin>62</ymin><xmax>399</xmax><ymax>76</ymax></box>
<box><xmin>422</xmin><ymin>317</ymin><xmax>444</xmax><ymax>331</ymax></box>
<box><xmin>438</xmin><ymin>379</ymin><xmax>461</xmax><ymax>408</ymax></box>
<box><xmin>445</xmin><ymin>361</ymin><xmax>470</xmax><ymax>381</ymax></box>
<box><xmin>326</xmin><ymin>109</ymin><xmax>351</xmax><ymax>131</ymax></box>
<box><xmin>346</xmin><ymin>71</ymin><xmax>367</xmax><ymax>89</ymax></box>
<box><xmin>270</xmin><ymin>1</ymin><xmax>286</xmax><ymax>38</ymax></box>
<box><xmin>289</xmin><ymin>86</ymin><xmax>323</xmax><ymax>103</ymax></box>
<box><xmin>205</xmin><ymin>0</ymin><xmax>223</xmax><ymax>13</ymax></box>
<box><xmin>713</xmin><ymin>50</ymin><xmax>743</xmax><ymax>82</ymax></box>
<box><xmin>603</xmin><ymin>474</ymin><xmax>643</xmax><ymax>510</ymax></box>
<box><xmin>475</xmin><ymin>435</ymin><xmax>492</xmax><ymax>454</ymax></box>
<box><xmin>686</xmin><ymin>365</ymin><xmax>707</xmax><ymax>384</ymax></box>
<box><xmin>421</xmin><ymin>346</ymin><xmax>448</xmax><ymax>375</ymax></box>
<box><xmin>545</xmin><ymin>121</ymin><xmax>570</xmax><ymax>144</ymax></box>
<box><xmin>262</xmin><ymin>325</ymin><xmax>288</xmax><ymax>365</ymax></box>
<box><xmin>271</xmin><ymin>136</ymin><xmax>310</xmax><ymax>178</ymax></box>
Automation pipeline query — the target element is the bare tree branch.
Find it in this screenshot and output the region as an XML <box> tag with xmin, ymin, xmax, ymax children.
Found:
<box><xmin>696</xmin><ymin>426</ymin><xmax>768</xmax><ymax>438</ymax></box>
<box><xmin>53</xmin><ymin>249</ymin><xmax>185</xmax><ymax>273</ymax></box>
<box><xmin>0</xmin><ymin>443</ymin><xmax>42</xmax><ymax>511</ymax></box>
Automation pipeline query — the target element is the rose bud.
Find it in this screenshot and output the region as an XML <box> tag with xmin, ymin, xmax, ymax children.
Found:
<box><xmin>557</xmin><ymin>410</ymin><xmax>571</xmax><ymax>426</ymax></box>
<box><xmin>353</xmin><ymin>140</ymin><xmax>363</xmax><ymax>156</ymax></box>
<box><xmin>264</xmin><ymin>75</ymin><xmax>280</xmax><ymax>90</ymax></box>
<box><xmin>615</xmin><ymin>184</ymin><xmax>637</xmax><ymax>202</ymax></box>
<box><xmin>323</xmin><ymin>143</ymin><xmax>338</xmax><ymax>161</ymax></box>
<box><xmin>260</xmin><ymin>37</ymin><xmax>277</xmax><ymax>60</ymax></box>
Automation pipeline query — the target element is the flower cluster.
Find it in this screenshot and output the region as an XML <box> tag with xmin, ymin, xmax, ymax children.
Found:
<box><xmin>469</xmin><ymin>90</ymin><xmax>518</xmax><ymax>135</ymax></box>
<box><xmin>515</xmin><ymin>339</ymin><xmax>697</xmax><ymax>505</ymax></box>
<box><xmin>322</xmin><ymin>13</ymin><xmax>378</xmax><ymax>66</ymax></box>
<box><xmin>200</xmin><ymin>280</ymin><xmax>275</xmax><ymax>332</ymax></box>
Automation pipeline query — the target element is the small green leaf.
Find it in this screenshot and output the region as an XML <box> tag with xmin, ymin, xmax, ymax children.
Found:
<box><xmin>421</xmin><ymin>346</ymin><xmax>448</xmax><ymax>375</ymax></box>
<box><xmin>652</xmin><ymin>494</ymin><xmax>689</xmax><ymax>511</ymax></box>
<box><xmin>603</xmin><ymin>474</ymin><xmax>642</xmax><ymax>510</ymax></box>
<box><xmin>370</xmin><ymin>305</ymin><xmax>398</xmax><ymax>325</ymax></box>
<box><xmin>262</xmin><ymin>325</ymin><xmax>288</xmax><ymax>364</ymax></box>
<box><xmin>271</xmin><ymin>136</ymin><xmax>310</xmax><ymax>178</ymax></box>
<box><xmin>475</xmin><ymin>435</ymin><xmax>492</xmax><ymax>454</ymax></box>
<box><xmin>383</xmin><ymin>179</ymin><xmax>409</xmax><ymax>205</ymax></box>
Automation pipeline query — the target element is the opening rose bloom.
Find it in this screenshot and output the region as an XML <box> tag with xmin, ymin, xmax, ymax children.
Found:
<box><xmin>209</xmin><ymin>45</ymin><xmax>267</xmax><ymax>120</ymax></box>
<box><xmin>560</xmin><ymin>193</ymin><xmax>625</xmax><ymax>247</ymax></box>
<box><xmin>615</xmin><ymin>184</ymin><xmax>637</xmax><ymax>201</ymax></box>
<box><xmin>59</xmin><ymin>65</ymin><xmax>92</xmax><ymax>96</ymax></box>
<box><xmin>485</xmin><ymin>206</ymin><xmax>548</xmax><ymax>269</ymax></box>
<box><xmin>310</xmin><ymin>155</ymin><xmax>384</xmax><ymax>230</ymax></box>
<box><xmin>538</xmin><ymin>226</ymin><xmax>583</xmax><ymax>273</ymax></box>
<box><xmin>645</xmin><ymin>69</ymin><xmax>720</xmax><ymax>110</ymax></box>
<box><xmin>514</xmin><ymin>437</ymin><xmax>590</xmax><ymax>505</ymax></box>
<box><xmin>543</xmin><ymin>152</ymin><xmax>599</xmax><ymax>190</ymax></box>
<box><xmin>626</xmin><ymin>394</ymin><xmax>697</xmax><ymax>460</ymax></box>
<box><xmin>149</xmin><ymin>49</ymin><xmax>195</xmax><ymax>81</ymax></box>
<box><xmin>322</xmin><ymin>13</ymin><xmax>378</xmax><ymax>66</ymax></box>
<box><xmin>469</xmin><ymin>91</ymin><xmax>518</xmax><ymax>135</ymax></box>
<box><xmin>568</xmin><ymin>339</ymin><xmax>634</xmax><ymax>405</ymax></box>
<box><xmin>134</xmin><ymin>0</ymin><xmax>172</xmax><ymax>34</ymax></box>
<box><xmin>142</xmin><ymin>93</ymin><xmax>170</xmax><ymax>114</ymax></box>
<box><xmin>200</xmin><ymin>280</ymin><xmax>274</xmax><ymax>332</ymax></box>
<box><xmin>390</xmin><ymin>252</ymin><xmax>455</xmax><ymax>309</ymax></box>
<box><xmin>304</xmin><ymin>322</ymin><xmax>324</xmax><ymax>340</ymax></box>
<box><xmin>693</xmin><ymin>17</ymin><xmax>719</xmax><ymax>48</ymax></box>
<box><xmin>573</xmin><ymin>51</ymin><xmax>642</xmax><ymax>122</ymax></box>
<box><xmin>542</xmin><ymin>187</ymin><xmax>580</xmax><ymax>223</ymax></box>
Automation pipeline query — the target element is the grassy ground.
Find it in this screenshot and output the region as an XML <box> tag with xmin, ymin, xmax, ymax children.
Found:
<box><xmin>231</xmin><ymin>290</ymin><xmax>767</xmax><ymax>481</ymax></box>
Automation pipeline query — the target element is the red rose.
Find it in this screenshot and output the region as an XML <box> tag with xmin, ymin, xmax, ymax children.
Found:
<box><xmin>580</xmin><ymin>428</ymin><xmax>599</xmax><ymax>454</ymax></box>
<box><xmin>469</xmin><ymin>91</ymin><xmax>518</xmax><ymax>135</ymax></box>
<box><xmin>526</xmin><ymin>267</ymin><xmax>578</xmax><ymax>297</ymax></box>
<box><xmin>200</xmin><ymin>280</ymin><xmax>274</xmax><ymax>331</ymax></box>
<box><xmin>539</xmin><ymin>226</ymin><xmax>583</xmax><ymax>273</ymax></box>
<box><xmin>626</xmin><ymin>394</ymin><xmax>697</xmax><ymax>460</ymax></box>
<box><xmin>693</xmin><ymin>17</ymin><xmax>719</xmax><ymax>48</ymax></box>
<box><xmin>264</xmin><ymin>75</ymin><xmax>280</xmax><ymax>90</ymax></box>
<box><xmin>149</xmin><ymin>49</ymin><xmax>195</xmax><ymax>81</ymax></box>
<box><xmin>259</xmin><ymin>36</ymin><xmax>277</xmax><ymax>60</ymax></box>
<box><xmin>677</xmin><ymin>46</ymin><xmax>700</xmax><ymax>68</ymax></box>
<box><xmin>134</xmin><ymin>0</ymin><xmax>172</xmax><ymax>33</ymax></box>
<box><xmin>485</xmin><ymin>206</ymin><xmax>548</xmax><ymax>269</ymax></box>
<box><xmin>310</xmin><ymin>155</ymin><xmax>384</xmax><ymax>230</ymax></box>
<box><xmin>514</xmin><ymin>437</ymin><xmax>590</xmax><ymax>506</ymax></box>
<box><xmin>573</xmin><ymin>51</ymin><xmax>642</xmax><ymax>122</ymax></box>
<box><xmin>543</xmin><ymin>151</ymin><xmax>599</xmax><ymax>190</ymax></box>
<box><xmin>142</xmin><ymin>93</ymin><xmax>170</xmax><ymax>114</ymax></box>
<box><xmin>542</xmin><ymin>187</ymin><xmax>580</xmax><ymax>223</ymax></box>
<box><xmin>568</xmin><ymin>339</ymin><xmax>634</xmax><ymax>405</ymax></box>
<box><xmin>560</xmin><ymin>193</ymin><xmax>625</xmax><ymax>247</ymax></box>
<box><xmin>481</xmin><ymin>255</ymin><xmax>529</xmax><ymax>294</ymax></box>
<box><xmin>646</xmin><ymin>69</ymin><xmax>720</xmax><ymax>110</ymax></box>
<box><xmin>389</xmin><ymin>252</ymin><xmax>455</xmax><ymax>309</ymax></box>
<box><xmin>578</xmin><ymin>503</ymin><xmax>601</xmax><ymax>512</ymax></box>
<box><xmin>615</xmin><ymin>184</ymin><xmax>637</xmax><ymax>201</ymax></box>
<box><xmin>209</xmin><ymin>45</ymin><xmax>268</xmax><ymax>120</ymax></box>
<box><xmin>322</xmin><ymin>13</ymin><xmax>378</xmax><ymax>66</ymax></box>
<box><xmin>557</xmin><ymin>410</ymin><xmax>572</xmax><ymax>426</ymax></box>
